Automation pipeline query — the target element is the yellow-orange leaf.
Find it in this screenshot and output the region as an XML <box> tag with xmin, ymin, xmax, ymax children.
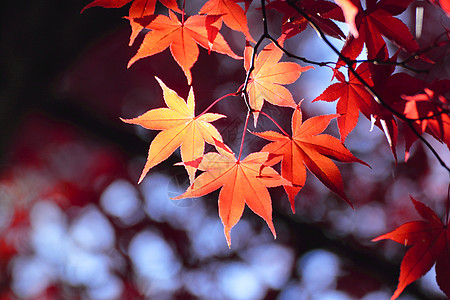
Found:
<box><xmin>174</xmin><ymin>140</ymin><xmax>290</xmax><ymax>247</ymax></box>
<box><xmin>244</xmin><ymin>39</ymin><xmax>313</xmax><ymax>125</ymax></box>
<box><xmin>121</xmin><ymin>77</ymin><xmax>225</xmax><ymax>183</ymax></box>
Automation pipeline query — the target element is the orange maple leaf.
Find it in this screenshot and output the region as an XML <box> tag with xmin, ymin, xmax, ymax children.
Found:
<box><xmin>244</xmin><ymin>39</ymin><xmax>313</xmax><ymax>125</ymax></box>
<box><xmin>173</xmin><ymin>140</ymin><xmax>290</xmax><ymax>247</ymax></box>
<box><xmin>253</xmin><ymin>104</ymin><xmax>368</xmax><ymax>212</ymax></box>
<box><xmin>373</xmin><ymin>197</ymin><xmax>450</xmax><ymax>300</ymax></box>
<box><xmin>128</xmin><ymin>10</ymin><xmax>242</xmax><ymax>84</ymax></box>
<box><xmin>81</xmin><ymin>0</ymin><xmax>181</xmax><ymax>45</ymax></box>
<box><xmin>199</xmin><ymin>0</ymin><xmax>255</xmax><ymax>43</ymax></box>
<box><xmin>121</xmin><ymin>77</ymin><xmax>225</xmax><ymax>183</ymax></box>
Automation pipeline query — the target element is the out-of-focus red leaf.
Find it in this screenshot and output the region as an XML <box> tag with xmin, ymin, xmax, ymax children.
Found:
<box><xmin>267</xmin><ymin>0</ymin><xmax>346</xmax><ymax>39</ymax></box>
<box><xmin>402</xmin><ymin>80</ymin><xmax>450</xmax><ymax>151</ymax></box>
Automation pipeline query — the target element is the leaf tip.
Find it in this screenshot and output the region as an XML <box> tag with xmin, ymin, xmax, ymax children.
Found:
<box><xmin>271</xmin><ymin>227</ymin><xmax>277</xmax><ymax>240</ymax></box>
<box><xmin>138</xmin><ymin>167</ymin><xmax>150</xmax><ymax>185</ymax></box>
<box><xmin>119</xmin><ymin>117</ymin><xmax>133</xmax><ymax>124</ymax></box>
<box><xmin>371</xmin><ymin>235</ymin><xmax>384</xmax><ymax>242</ymax></box>
<box><xmin>357</xmin><ymin>157</ymin><xmax>371</xmax><ymax>169</ymax></box>
<box><xmin>154</xmin><ymin>76</ymin><xmax>164</xmax><ymax>87</ymax></box>
<box><xmin>127</xmin><ymin>59</ymin><xmax>136</xmax><ymax>69</ymax></box>
<box><xmin>225</xmin><ymin>228</ymin><xmax>232</xmax><ymax>248</ymax></box>
<box><xmin>290</xmin><ymin>205</ymin><xmax>296</xmax><ymax>214</ymax></box>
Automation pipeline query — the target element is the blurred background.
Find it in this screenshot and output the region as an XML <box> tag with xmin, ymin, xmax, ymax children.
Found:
<box><xmin>0</xmin><ymin>0</ymin><xmax>449</xmax><ymax>299</ymax></box>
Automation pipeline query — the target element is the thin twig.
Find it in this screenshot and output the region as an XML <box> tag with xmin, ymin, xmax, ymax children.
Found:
<box><xmin>268</xmin><ymin>36</ymin><xmax>335</xmax><ymax>67</ymax></box>
<box><xmin>350</xmin><ymin>32</ymin><xmax>449</xmax><ymax>73</ymax></box>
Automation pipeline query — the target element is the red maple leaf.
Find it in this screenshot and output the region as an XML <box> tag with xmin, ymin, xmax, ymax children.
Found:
<box><xmin>379</xmin><ymin>74</ymin><xmax>449</xmax><ymax>159</ymax></box>
<box><xmin>314</xmin><ymin>62</ymin><xmax>402</xmax><ymax>159</ymax></box>
<box><xmin>337</xmin><ymin>0</ymin><xmax>419</xmax><ymax>67</ymax></box>
<box><xmin>173</xmin><ymin>139</ymin><xmax>290</xmax><ymax>247</ymax></box>
<box><xmin>128</xmin><ymin>10</ymin><xmax>241</xmax><ymax>84</ymax></box>
<box><xmin>267</xmin><ymin>0</ymin><xmax>346</xmax><ymax>39</ymax></box>
<box><xmin>253</xmin><ymin>103</ymin><xmax>368</xmax><ymax>211</ymax></box>
<box><xmin>402</xmin><ymin>80</ymin><xmax>450</xmax><ymax>151</ymax></box>
<box><xmin>313</xmin><ymin>63</ymin><xmax>374</xmax><ymax>142</ymax></box>
<box><xmin>373</xmin><ymin>197</ymin><xmax>450</xmax><ymax>299</ymax></box>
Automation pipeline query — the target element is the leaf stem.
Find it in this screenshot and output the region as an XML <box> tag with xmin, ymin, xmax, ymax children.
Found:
<box><xmin>237</xmin><ymin>111</ymin><xmax>251</xmax><ymax>162</ymax></box>
<box><xmin>255</xmin><ymin>110</ymin><xmax>290</xmax><ymax>137</ymax></box>
<box><xmin>181</xmin><ymin>0</ymin><xmax>185</xmax><ymax>25</ymax></box>
<box><xmin>198</xmin><ymin>92</ymin><xmax>238</xmax><ymax>117</ymax></box>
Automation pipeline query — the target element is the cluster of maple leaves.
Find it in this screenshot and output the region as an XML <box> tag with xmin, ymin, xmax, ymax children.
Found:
<box><xmin>82</xmin><ymin>0</ymin><xmax>450</xmax><ymax>298</ymax></box>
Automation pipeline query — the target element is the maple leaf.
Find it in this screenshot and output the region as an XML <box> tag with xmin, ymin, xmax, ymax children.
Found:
<box><xmin>316</xmin><ymin>57</ymin><xmax>399</xmax><ymax>161</ymax></box>
<box><xmin>380</xmin><ymin>74</ymin><xmax>449</xmax><ymax>158</ymax></box>
<box><xmin>81</xmin><ymin>0</ymin><xmax>181</xmax><ymax>45</ymax></box>
<box><xmin>199</xmin><ymin>0</ymin><xmax>255</xmax><ymax>43</ymax></box>
<box><xmin>313</xmin><ymin>63</ymin><xmax>374</xmax><ymax>142</ymax></box>
<box><xmin>367</xmin><ymin>54</ymin><xmax>421</xmax><ymax>158</ymax></box>
<box><xmin>173</xmin><ymin>140</ymin><xmax>290</xmax><ymax>247</ymax></box>
<box><xmin>128</xmin><ymin>10</ymin><xmax>242</xmax><ymax>84</ymax></box>
<box><xmin>267</xmin><ymin>0</ymin><xmax>346</xmax><ymax>39</ymax></box>
<box><xmin>373</xmin><ymin>197</ymin><xmax>450</xmax><ymax>299</ymax></box>
<box><xmin>244</xmin><ymin>39</ymin><xmax>313</xmax><ymax>125</ymax></box>
<box><xmin>337</xmin><ymin>0</ymin><xmax>419</xmax><ymax>67</ymax></box>
<box><xmin>120</xmin><ymin>77</ymin><xmax>225</xmax><ymax>184</ymax></box>
<box><xmin>401</xmin><ymin>80</ymin><xmax>450</xmax><ymax>151</ymax></box>
<box><xmin>253</xmin><ymin>104</ymin><xmax>368</xmax><ymax>212</ymax></box>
